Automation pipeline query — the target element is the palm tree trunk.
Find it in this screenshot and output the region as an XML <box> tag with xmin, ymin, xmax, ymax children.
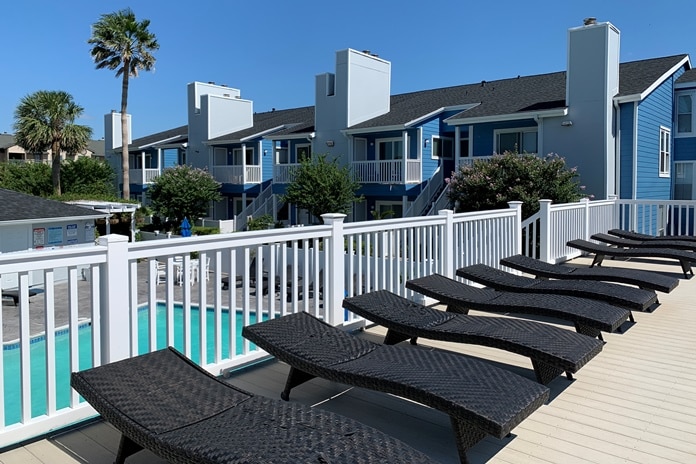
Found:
<box><xmin>121</xmin><ymin>59</ymin><xmax>131</xmax><ymax>199</ymax></box>
<box><xmin>52</xmin><ymin>141</ymin><xmax>61</xmax><ymax>195</ymax></box>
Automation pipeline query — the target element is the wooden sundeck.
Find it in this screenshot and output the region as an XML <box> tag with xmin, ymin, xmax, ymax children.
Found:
<box><xmin>1</xmin><ymin>256</ymin><xmax>695</xmax><ymax>463</ymax></box>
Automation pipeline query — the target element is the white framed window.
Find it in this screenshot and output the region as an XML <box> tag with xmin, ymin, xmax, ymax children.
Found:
<box><xmin>674</xmin><ymin>161</ymin><xmax>695</xmax><ymax>199</ymax></box>
<box><xmin>676</xmin><ymin>91</ymin><xmax>694</xmax><ymax>135</ymax></box>
<box><xmin>376</xmin><ymin>138</ymin><xmax>403</xmax><ymax>160</ymax></box>
<box><xmin>232</xmin><ymin>147</ymin><xmax>256</xmax><ymax>165</ymax></box>
<box><xmin>494</xmin><ymin>127</ymin><xmax>537</xmax><ymax>154</ymax></box>
<box><xmin>373</xmin><ymin>201</ymin><xmax>403</xmax><ymax>219</ymax></box>
<box><xmin>659</xmin><ymin>126</ymin><xmax>671</xmax><ymax>177</ymax></box>
<box><xmin>431</xmin><ymin>136</ymin><xmax>453</xmax><ymax>159</ymax></box>
<box><xmin>353</xmin><ymin>138</ymin><xmax>367</xmax><ymax>161</ymax></box>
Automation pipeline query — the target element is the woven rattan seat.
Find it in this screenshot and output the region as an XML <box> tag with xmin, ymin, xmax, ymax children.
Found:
<box><xmin>71</xmin><ymin>347</ymin><xmax>439</xmax><ymax>464</ymax></box>
<box><xmin>242</xmin><ymin>312</ymin><xmax>549</xmax><ymax>464</ymax></box>
<box><xmin>457</xmin><ymin>263</ymin><xmax>657</xmax><ymax>311</ymax></box>
<box><xmin>500</xmin><ymin>254</ymin><xmax>679</xmax><ymax>294</ymax></box>
<box><xmin>567</xmin><ymin>239</ymin><xmax>696</xmax><ymax>278</ymax></box>
<box><xmin>406</xmin><ymin>274</ymin><xmax>631</xmax><ymax>340</ymax></box>
<box><xmin>343</xmin><ymin>290</ymin><xmax>603</xmax><ymax>385</ymax></box>
<box><xmin>609</xmin><ymin>228</ymin><xmax>696</xmax><ymax>243</ymax></box>
<box><xmin>592</xmin><ymin>232</ymin><xmax>696</xmax><ymax>252</ymax></box>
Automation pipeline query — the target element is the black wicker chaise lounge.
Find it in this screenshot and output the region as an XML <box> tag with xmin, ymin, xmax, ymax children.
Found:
<box><xmin>457</xmin><ymin>263</ymin><xmax>657</xmax><ymax>311</ymax></box>
<box><xmin>608</xmin><ymin>228</ymin><xmax>696</xmax><ymax>243</ymax></box>
<box><xmin>343</xmin><ymin>290</ymin><xmax>603</xmax><ymax>385</ymax></box>
<box><xmin>500</xmin><ymin>254</ymin><xmax>679</xmax><ymax>294</ymax></box>
<box><xmin>242</xmin><ymin>312</ymin><xmax>550</xmax><ymax>464</ymax></box>
<box><xmin>592</xmin><ymin>232</ymin><xmax>696</xmax><ymax>252</ymax></box>
<box><xmin>567</xmin><ymin>239</ymin><xmax>696</xmax><ymax>278</ymax></box>
<box><xmin>71</xmin><ymin>347</ymin><xmax>439</xmax><ymax>464</ymax></box>
<box><xmin>406</xmin><ymin>274</ymin><xmax>631</xmax><ymax>340</ymax></box>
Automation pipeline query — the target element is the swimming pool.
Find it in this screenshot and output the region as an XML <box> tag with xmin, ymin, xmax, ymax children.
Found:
<box><xmin>2</xmin><ymin>303</ymin><xmax>262</xmax><ymax>426</ymax></box>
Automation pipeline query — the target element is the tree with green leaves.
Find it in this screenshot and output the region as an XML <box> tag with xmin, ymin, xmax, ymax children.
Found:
<box><xmin>281</xmin><ymin>154</ymin><xmax>364</xmax><ymax>224</ymax></box>
<box><xmin>13</xmin><ymin>90</ymin><xmax>93</xmax><ymax>195</ymax></box>
<box><xmin>88</xmin><ymin>8</ymin><xmax>159</xmax><ymax>200</ymax></box>
<box><xmin>148</xmin><ymin>165</ymin><xmax>221</xmax><ymax>225</ymax></box>
<box><xmin>447</xmin><ymin>151</ymin><xmax>585</xmax><ymax>219</ymax></box>
<box><xmin>60</xmin><ymin>157</ymin><xmax>117</xmax><ymax>197</ymax></box>
<box><xmin>0</xmin><ymin>162</ymin><xmax>52</xmax><ymax>197</ymax></box>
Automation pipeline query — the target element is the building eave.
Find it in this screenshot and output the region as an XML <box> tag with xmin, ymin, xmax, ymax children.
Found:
<box><xmin>446</xmin><ymin>107</ymin><xmax>568</xmax><ymax>125</ymax></box>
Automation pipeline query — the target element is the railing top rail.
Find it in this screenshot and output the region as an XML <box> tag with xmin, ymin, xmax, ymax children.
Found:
<box><xmin>453</xmin><ymin>208</ymin><xmax>517</xmax><ymax>223</ymax></box>
<box><xmin>616</xmin><ymin>199</ymin><xmax>696</xmax><ymax>206</ymax></box>
<box><xmin>344</xmin><ymin>214</ymin><xmax>447</xmax><ymax>234</ymax></box>
<box><xmin>0</xmin><ymin>244</ymin><xmax>107</xmax><ymax>272</ymax></box>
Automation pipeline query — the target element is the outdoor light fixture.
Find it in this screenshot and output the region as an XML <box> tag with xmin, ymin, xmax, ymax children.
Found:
<box><xmin>326</xmin><ymin>140</ymin><xmax>335</xmax><ymax>147</ymax></box>
<box><xmin>424</xmin><ymin>139</ymin><xmax>430</xmax><ymax>147</ymax></box>
<box><xmin>561</xmin><ymin>120</ymin><xmax>573</xmax><ymax>127</ymax></box>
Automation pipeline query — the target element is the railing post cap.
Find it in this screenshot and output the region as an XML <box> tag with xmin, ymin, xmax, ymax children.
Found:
<box><xmin>321</xmin><ymin>213</ymin><xmax>347</xmax><ymax>223</ymax></box>
<box><xmin>539</xmin><ymin>199</ymin><xmax>553</xmax><ymax>204</ymax></box>
<box><xmin>438</xmin><ymin>209</ymin><xmax>454</xmax><ymax>216</ymax></box>
<box><xmin>97</xmin><ymin>234</ymin><xmax>129</xmax><ymax>245</ymax></box>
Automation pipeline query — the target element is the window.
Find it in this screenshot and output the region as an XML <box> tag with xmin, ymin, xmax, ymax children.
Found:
<box><xmin>677</xmin><ymin>92</ymin><xmax>694</xmax><ymax>135</ymax></box>
<box><xmin>374</xmin><ymin>201</ymin><xmax>403</xmax><ymax>219</ymax></box>
<box><xmin>494</xmin><ymin>128</ymin><xmax>537</xmax><ymax>154</ymax></box>
<box><xmin>674</xmin><ymin>162</ymin><xmax>693</xmax><ymax>200</ymax></box>
<box><xmin>232</xmin><ymin>147</ymin><xmax>255</xmax><ymax>165</ymax></box>
<box><xmin>296</xmin><ymin>144</ymin><xmax>311</xmax><ymax>161</ymax></box>
<box><xmin>432</xmin><ymin>136</ymin><xmax>453</xmax><ymax>159</ymax></box>
<box><xmin>353</xmin><ymin>138</ymin><xmax>367</xmax><ymax>161</ymax></box>
<box><xmin>377</xmin><ymin>138</ymin><xmax>403</xmax><ymax>160</ymax></box>
<box><xmin>659</xmin><ymin>126</ymin><xmax>670</xmax><ymax>177</ymax></box>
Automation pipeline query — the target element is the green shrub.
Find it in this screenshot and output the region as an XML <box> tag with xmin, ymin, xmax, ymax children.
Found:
<box><xmin>447</xmin><ymin>151</ymin><xmax>585</xmax><ymax>220</ymax></box>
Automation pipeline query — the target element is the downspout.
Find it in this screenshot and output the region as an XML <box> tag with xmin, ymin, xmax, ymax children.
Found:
<box><xmin>613</xmin><ymin>100</ymin><xmax>620</xmax><ymax>199</ymax></box>
<box><xmin>632</xmin><ymin>103</ymin><xmax>638</xmax><ymax>200</ymax></box>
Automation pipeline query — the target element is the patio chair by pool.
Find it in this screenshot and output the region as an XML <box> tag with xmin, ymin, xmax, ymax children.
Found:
<box><xmin>343</xmin><ymin>290</ymin><xmax>603</xmax><ymax>385</ymax></box>
<box><xmin>567</xmin><ymin>239</ymin><xmax>696</xmax><ymax>278</ymax></box>
<box><xmin>608</xmin><ymin>228</ymin><xmax>696</xmax><ymax>243</ymax></box>
<box><xmin>1</xmin><ymin>287</ymin><xmax>42</xmax><ymax>306</ymax></box>
<box><xmin>242</xmin><ymin>312</ymin><xmax>549</xmax><ymax>464</ymax></box>
<box><xmin>70</xmin><ymin>347</ymin><xmax>438</xmax><ymax>464</ymax></box>
<box><xmin>457</xmin><ymin>263</ymin><xmax>657</xmax><ymax>311</ymax></box>
<box><xmin>591</xmin><ymin>232</ymin><xmax>696</xmax><ymax>252</ymax></box>
<box><xmin>406</xmin><ymin>274</ymin><xmax>631</xmax><ymax>340</ymax></box>
<box><xmin>500</xmin><ymin>254</ymin><xmax>679</xmax><ymax>294</ymax></box>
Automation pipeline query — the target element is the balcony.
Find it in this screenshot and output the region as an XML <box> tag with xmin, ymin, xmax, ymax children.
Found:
<box><xmin>212</xmin><ymin>165</ymin><xmax>262</xmax><ymax>184</ymax></box>
<box><xmin>352</xmin><ymin>159</ymin><xmax>421</xmax><ymax>184</ymax></box>
<box><xmin>273</xmin><ymin>163</ymin><xmax>301</xmax><ymax>183</ymax></box>
<box><xmin>128</xmin><ymin>168</ymin><xmax>160</xmax><ymax>184</ymax></box>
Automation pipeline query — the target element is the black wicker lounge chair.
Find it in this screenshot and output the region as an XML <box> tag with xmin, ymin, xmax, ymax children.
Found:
<box><xmin>500</xmin><ymin>254</ymin><xmax>679</xmax><ymax>294</ymax></box>
<box><xmin>457</xmin><ymin>263</ymin><xmax>657</xmax><ymax>311</ymax></box>
<box><xmin>592</xmin><ymin>232</ymin><xmax>696</xmax><ymax>252</ymax></box>
<box><xmin>1</xmin><ymin>287</ymin><xmax>42</xmax><ymax>306</ymax></box>
<box><xmin>608</xmin><ymin>228</ymin><xmax>696</xmax><ymax>243</ymax></box>
<box><xmin>71</xmin><ymin>347</ymin><xmax>438</xmax><ymax>464</ymax></box>
<box><xmin>406</xmin><ymin>274</ymin><xmax>631</xmax><ymax>340</ymax></box>
<box><xmin>242</xmin><ymin>312</ymin><xmax>550</xmax><ymax>464</ymax></box>
<box><xmin>567</xmin><ymin>239</ymin><xmax>696</xmax><ymax>278</ymax></box>
<box><xmin>343</xmin><ymin>290</ymin><xmax>603</xmax><ymax>385</ymax></box>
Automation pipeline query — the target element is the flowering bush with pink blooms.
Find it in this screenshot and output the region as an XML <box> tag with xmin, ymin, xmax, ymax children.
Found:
<box><xmin>447</xmin><ymin>151</ymin><xmax>585</xmax><ymax>220</ymax></box>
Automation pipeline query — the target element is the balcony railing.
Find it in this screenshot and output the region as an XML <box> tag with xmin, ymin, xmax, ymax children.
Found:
<box><xmin>212</xmin><ymin>165</ymin><xmax>262</xmax><ymax>184</ymax></box>
<box><xmin>274</xmin><ymin>163</ymin><xmax>301</xmax><ymax>183</ymax></box>
<box><xmin>3</xmin><ymin>197</ymin><xmax>696</xmax><ymax>446</ymax></box>
<box><xmin>128</xmin><ymin>168</ymin><xmax>160</xmax><ymax>184</ymax></box>
<box><xmin>352</xmin><ymin>160</ymin><xmax>421</xmax><ymax>184</ymax></box>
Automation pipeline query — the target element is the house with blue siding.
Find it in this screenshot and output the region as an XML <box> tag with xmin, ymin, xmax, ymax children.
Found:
<box><xmin>105</xmin><ymin>18</ymin><xmax>696</xmax><ymax>227</ymax></box>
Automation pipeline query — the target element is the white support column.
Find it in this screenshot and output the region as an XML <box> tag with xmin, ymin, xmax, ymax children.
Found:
<box><xmin>140</xmin><ymin>151</ymin><xmax>146</xmax><ymax>184</ymax></box>
<box><xmin>539</xmin><ymin>199</ymin><xmax>552</xmax><ymax>263</ymax></box>
<box><xmin>402</xmin><ymin>130</ymin><xmax>408</xmax><ymax>183</ymax></box>
<box><xmin>321</xmin><ymin>213</ymin><xmax>346</xmax><ymax>326</ymax></box>
<box><xmin>241</xmin><ymin>144</ymin><xmax>247</xmax><ymax>183</ymax></box>
<box><xmin>508</xmin><ymin>201</ymin><xmax>523</xmax><ymax>257</ymax></box>
<box><xmin>438</xmin><ymin>209</ymin><xmax>455</xmax><ymax>278</ymax></box>
<box><xmin>98</xmin><ymin>234</ymin><xmax>131</xmax><ymax>363</ymax></box>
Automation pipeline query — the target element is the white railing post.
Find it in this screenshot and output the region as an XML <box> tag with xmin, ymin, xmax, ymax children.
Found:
<box><xmin>98</xmin><ymin>234</ymin><xmax>131</xmax><ymax>364</ymax></box>
<box><xmin>438</xmin><ymin>209</ymin><xmax>455</xmax><ymax>278</ymax></box>
<box><xmin>508</xmin><ymin>201</ymin><xmax>523</xmax><ymax>256</ymax></box>
<box><xmin>539</xmin><ymin>199</ymin><xmax>552</xmax><ymax>263</ymax></box>
<box><xmin>322</xmin><ymin>213</ymin><xmax>346</xmax><ymax>326</ymax></box>
<box><xmin>582</xmin><ymin>197</ymin><xmax>591</xmax><ymax>240</ymax></box>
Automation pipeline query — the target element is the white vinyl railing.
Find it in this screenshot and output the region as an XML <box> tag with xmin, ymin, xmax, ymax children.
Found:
<box><xmin>3</xmin><ymin>196</ymin><xmax>696</xmax><ymax>446</ymax></box>
<box><xmin>273</xmin><ymin>163</ymin><xmax>301</xmax><ymax>184</ymax></box>
<box><xmin>128</xmin><ymin>168</ymin><xmax>160</xmax><ymax>184</ymax></box>
<box><xmin>352</xmin><ymin>160</ymin><xmax>421</xmax><ymax>184</ymax></box>
<box><xmin>212</xmin><ymin>165</ymin><xmax>262</xmax><ymax>184</ymax></box>
<box><xmin>404</xmin><ymin>168</ymin><xmax>443</xmax><ymax>217</ymax></box>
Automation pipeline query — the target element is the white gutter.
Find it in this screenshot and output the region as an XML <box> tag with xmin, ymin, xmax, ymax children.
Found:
<box><xmin>446</xmin><ymin>108</ymin><xmax>568</xmax><ymax>125</ymax></box>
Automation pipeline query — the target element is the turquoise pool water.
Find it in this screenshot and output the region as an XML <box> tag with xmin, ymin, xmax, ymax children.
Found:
<box><xmin>2</xmin><ymin>304</ymin><xmax>261</xmax><ymax>426</ymax></box>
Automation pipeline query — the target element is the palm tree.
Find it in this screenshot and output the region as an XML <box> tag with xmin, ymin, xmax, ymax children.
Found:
<box><xmin>88</xmin><ymin>8</ymin><xmax>158</xmax><ymax>200</ymax></box>
<box><xmin>13</xmin><ymin>91</ymin><xmax>93</xmax><ymax>195</ymax></box>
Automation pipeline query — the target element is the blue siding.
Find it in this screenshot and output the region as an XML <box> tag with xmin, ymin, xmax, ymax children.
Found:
<box><xmin>675</xmin><ymin>137</ymin><xmax>696</xmax><ymax>161</ymax></box>
<box><xmin>261</xmin><ymin>140</ymin><xmax>273</xmax><ymax>182</ymax></box>
<box><xmin>420</xmin><ymin>119</ymin><xmax>439</xmax><ymax>181</ymax></box>
<box><xmin>619</xmin><ymin>102</ymin><xmax>635</xmax><ymax>198</ymax></box>
<box><xmin>635</xmin><ymin>76</ymin><xmax>674</xmax><ymax>200</ymax></box>
<box><xmin>163</xmin><ymin>148</ymin><xmax>178</xmax><ymax>169</ymax></box>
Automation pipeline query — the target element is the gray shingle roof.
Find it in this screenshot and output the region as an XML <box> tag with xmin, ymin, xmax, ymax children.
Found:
<box><xmin>128</xmin><ymin>125</ymin><xmax>188</xmax><ymax>151</ymax></box>
<box><xmin>676</xmin><ymin>68</ymin><xmax>696</xmax><ymax>84</ymax></box>
<box><xmin>0</xmin><ymin>189</ymin><xmax>105</xmax><ymax>222</ymax></box>
<box><xmin>208</xmin><ymin>106</ymin><xmax>315</xmax><ymax>142</ymax></box>
<box><xmin>350</xmin><ymin>54</ymin><xmax>689</xmax><ymax>129</ymax></box>
<box><xmin>0</xmin><ymin>134</ymin><xmax>16</xmax><ymax>149</ymax></box>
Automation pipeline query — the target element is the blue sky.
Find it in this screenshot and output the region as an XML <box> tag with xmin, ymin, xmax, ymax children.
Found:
<box><xmin>2</xmin><ymin>1</ymin><xmax>694</xmax><ymax>140</ymax></box>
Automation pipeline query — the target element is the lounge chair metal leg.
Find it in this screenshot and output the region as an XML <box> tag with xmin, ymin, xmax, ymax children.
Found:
<box><xmin>591</xmin><ymin>254</ymin><xmax>605</xmax><ymax>267</ymax></box>
<box><xmin>565</xmin><ymin>371</ymin><xmax>574</xmax><ymax>381</ymax></box>
<box><xmin>115</xmin><ymin>434</ymin><xmax>143</xmax><ymax>464</ymax></box>
<box><xmin>679</xmin><ymin>260</ymin><xmax>692</xmax><ymax>279</ymax></box>
<box><xmin>281</xmin><ymin>367</ymin><xmax>316</xmax><ymax>401</ymax></box>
